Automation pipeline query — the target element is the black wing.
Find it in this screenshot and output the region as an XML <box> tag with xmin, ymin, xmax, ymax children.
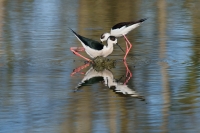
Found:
<box><xmin>69</xmin><ymin>28</ymin><xmax>104</xmax><ymax>50</ymax></box>
<box><xmin>76</xmin><ymin>77</ymin><xmax>104</xmax><ymax>89</ymax></box>
<box><xmin>112</xmin><ymin>18</ymin><xmax>147</xmax><ymax>30</ymax></box>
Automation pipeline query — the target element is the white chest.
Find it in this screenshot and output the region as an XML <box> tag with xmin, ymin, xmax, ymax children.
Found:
<box><xmin>102</xmin><ymin>45</ymin><xmax>114</xmax><ymax>57</ymax></box>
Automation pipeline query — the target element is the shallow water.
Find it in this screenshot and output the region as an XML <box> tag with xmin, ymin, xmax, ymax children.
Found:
<box><xmin>0</xmin><ymin>0</ymin><xmax>200</xmax><ymax>133</ymax></box>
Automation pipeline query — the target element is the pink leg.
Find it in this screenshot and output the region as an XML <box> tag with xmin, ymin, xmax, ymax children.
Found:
<box><xmin>123</xmin><ymin>35</ymin><xmax>132</xmax><ymax>60</ymax></box>
<box><xmin>71</xmin><ymin>47</ymin><xmax>85</xmax><ymax>52</ymax></box>
<box><xmin>71</xmin><ymin>62</ymin><xmax>90</xmax><ymax>76</ymax></box>
<box><xmin>124</xmin><ymin>41</ymin><xmax>129</xmax><ymax>60</ymax></box>
<box><xmin>125</xmin><ymin>39</ymin><xmax>129</xmax><ymax>53</ymax></box>
<box><xmin>70</xmin><ymin>47</ymin><xmax>91</xmax><ymax>62</ymax></box>
<box><xmin>123</xmin><ymin>60</ymin><xmax>132</xmax><ymax>85</ymax></box>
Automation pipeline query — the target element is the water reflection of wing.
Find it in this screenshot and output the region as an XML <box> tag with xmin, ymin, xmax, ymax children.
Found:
<box><xmin>76</xmin><ymin>67</ymin><xmax>117</xmax><ymax>89</ymax></box>
<box><xmin>113</xmin><ymin>83</ymin><xmax>145</xmax><ymax>100</ymax></box>
<box><xmin>76</xmin><ymin>67</ymin><xmax>103</xmax><ymax>88</ymax></box>
<box><xmin>75</xmin><ymin>67</ymin><xmax>144</xmax><ymax>100</ymax></box>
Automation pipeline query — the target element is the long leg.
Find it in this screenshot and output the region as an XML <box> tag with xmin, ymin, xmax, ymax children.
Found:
<box><xmin>123</xmin><ymin>60</ymin><xmax>132</xmax><ymax>85</ymax></box>
<box><xmin>123</xmin><ymin>35</ymin><xmax>133</xmax><ymax>60</ymax></box>
<box><xmin>71</xmin><ymin>46</ymin><xmax>85</xmax><ymax>52</ymax></box>
<box><xmin>71</xmin><ymin>62</ymin><xmax>90</xmax><ymax>76</ymax></box>
<box><xmin>125</xmin><ymin>39</ymin><xmax>129</xmax><ymax>53</ymax></box>
<box><xmin>70</xmin><ymin>47</ymin><xmax>91</xmax><ymax>62</ymax></box>
<box><xmin>123</xmin><ymin>41</ymin><xmax>129</xmax><ymax>60</ymax></box>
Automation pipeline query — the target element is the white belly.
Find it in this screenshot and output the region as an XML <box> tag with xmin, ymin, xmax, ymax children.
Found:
<box><xmin>84</xmin><ymin>45</ymin><xmax>103</xmax><ymax>58</ymax></box>
<box><xmin>110</xmin><ymin>24</ymin><xmax>141</xmax><ymax>37</ymax></box>
<box><xmin>84</xmin><ymin>45</ymin><xmax>113</xmax><ymax>58</ymax></box>
<box><xmin>102</xmin><ymin>45</ymin><xmax>113</xmax><ymax>57</ymax></box>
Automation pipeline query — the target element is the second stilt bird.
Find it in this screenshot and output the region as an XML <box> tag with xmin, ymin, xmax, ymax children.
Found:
<box><xmin>100</xmin><ymin>18</ymin><xmax>147</xmax><ymax>60</ymax></box>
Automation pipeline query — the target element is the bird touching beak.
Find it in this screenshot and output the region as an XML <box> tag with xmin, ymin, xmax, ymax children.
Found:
<box><xmin>116</xmin><ymin>43</ymin><xmax>125</xmax><ymax>53</ymax></box>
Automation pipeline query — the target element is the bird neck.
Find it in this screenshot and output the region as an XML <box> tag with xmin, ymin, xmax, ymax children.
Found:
<box><xmin>105</xmin><ymin>40</ymin><xmax>114</xmax><ymax>48</ymax></box>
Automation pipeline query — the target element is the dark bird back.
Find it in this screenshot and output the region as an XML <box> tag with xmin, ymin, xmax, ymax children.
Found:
<box><xmin>69</xmin><ymin>28</ymin><xmax>104</xmax><ymax>50</ymax></box>
<box><xmin>112</xmin><ymin>18</ymin><xmax>148</xmax><ymax>30</ymax></box>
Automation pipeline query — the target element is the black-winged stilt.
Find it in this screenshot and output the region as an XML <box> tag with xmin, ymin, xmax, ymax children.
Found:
<box><xmin>100</xmin><ymin>18</ymin><xmax>147</xmax><ymax>60</ymax></box>
<box><xmin>74</xmin><ymin>66</ymin><xmax>144</xmax><ymax>100</ymax></box>
<box><xmin>69</xmin><ymin>28</ymin><xmax>124</xmax><ymax>62</ymax></box>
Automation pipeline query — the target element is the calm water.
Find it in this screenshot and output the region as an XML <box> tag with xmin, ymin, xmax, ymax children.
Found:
<box><xmin>0</xmin><ymin>0</ymin><xmax>200</xmax><ymax>133</ymax></box>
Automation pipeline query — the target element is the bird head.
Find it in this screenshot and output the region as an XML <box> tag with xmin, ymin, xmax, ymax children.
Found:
<box><xmin>108</xmin><ymin>36</ymin><xmax>124</xmax><ymax>53</ymax></box>
<box><xmin>100</xmin><ymin>33</ymin><xmax>110</xmax><ymax>43</ymax></box>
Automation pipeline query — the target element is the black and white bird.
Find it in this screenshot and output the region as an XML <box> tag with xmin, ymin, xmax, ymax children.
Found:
<box><xmin>69</xmin><ymin>28</ymin><xmax>123</xmax><ymax>61</ymax></box>
<box><xmin>100</xmin><ymin>18</ymin><xmax>147</xmax><ymax>60</ymax></box>
<box><xmin>75</xmin><ymin>67</ymin><xmax>144</xmax><ymax>100</ymax></box>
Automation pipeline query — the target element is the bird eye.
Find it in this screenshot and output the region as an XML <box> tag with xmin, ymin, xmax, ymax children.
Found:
<box><xmin>100</xmin><ymin>34</ymin><xmax>105</xmax><ymax>39</ymax></box>
<box><xmin>109</xmin><ymin>36</ymin><xmax>116</xmax><ymax>41</ymax></box>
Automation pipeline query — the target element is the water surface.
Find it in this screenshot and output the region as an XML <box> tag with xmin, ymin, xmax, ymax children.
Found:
<box><xmin>0</xmin><ymin>0</ymin><xmax>200</xmax><ymax>133</ymax></box>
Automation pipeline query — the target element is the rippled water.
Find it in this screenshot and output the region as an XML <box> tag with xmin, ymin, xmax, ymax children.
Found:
<box><xmin>0</xmin><ymin>0</ymin><xmax>200</xmax><ymax>133</ymax></box>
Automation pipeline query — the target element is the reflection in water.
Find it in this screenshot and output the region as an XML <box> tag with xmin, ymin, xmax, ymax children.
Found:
<box><xmin>157</xmin><ymin>0</ymin><xmax>170</xmax><ymax>132</ymax></box>
<box><xmin>0</xmin><ymin>0</ymin><xmax>4</xmax><ymax>66</ymax></box>
<box><xmin>0</xmin><ymin>0</ymin><xmax>200</xmax><ymax>133</ymax></box>
<box><xmin>73</xmin><ymin>61</ymin><xmax>144</xmax><ymax>100</ymax></box>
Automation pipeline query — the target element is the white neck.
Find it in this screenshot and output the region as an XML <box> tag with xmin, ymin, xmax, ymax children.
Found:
<box><xmin>102</xmin><ymin>39</ymin><xmax>114</xmax><ymax>57</ymax></box>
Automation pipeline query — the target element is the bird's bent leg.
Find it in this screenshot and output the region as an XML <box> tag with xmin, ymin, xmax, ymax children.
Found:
<box><xmin>124</xmin><ymin>41</ymin><xmax>129</xmax><ymax>60</ymax></box>
<box><xmin>70</xmin><ymin>62</ymin><xmax>90</xmax><ymax>76</ymax></box>
<box><xmin>71</xmin><ymin>47</ymin><xmax>85</xmax><ymax>52</ymax></box>
<box><xmin>123</xmin><ymin>35</ymin><xmax>133</xmax><ymax>60</ymax></box>
<box><xmin>70</xmin><ymin>47</ymin><xmax>91</xmax><ymax>62</ymax></box>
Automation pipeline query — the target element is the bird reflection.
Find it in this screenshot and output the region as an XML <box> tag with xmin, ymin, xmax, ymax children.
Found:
<box><xmin>71</xmin><ymin>61</ymin><xmax>144</xmax><ymax>100</ymax></box>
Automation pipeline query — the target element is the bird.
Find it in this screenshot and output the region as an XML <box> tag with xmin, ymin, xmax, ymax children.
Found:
<box><xmin>75</xmin><ymin>67</ymin><xmax>144</xmax><ymax>100</ymax></box>
<box><xmin>100</xmin><ymin>18</ymin><xmax>147</xmax><ymax>60</ymax></box>
<box><xmin>69</xmin><ymin>28</ymin><xmax>124</xmax><ymax>62</ymax></box>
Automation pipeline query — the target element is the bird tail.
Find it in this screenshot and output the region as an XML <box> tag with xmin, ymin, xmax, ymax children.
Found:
<box><xmin>68</xmin><ymin>28</ymin><xmax>81</xmax><ymax>37</ymax></box>
<box><xmin>138</xmin><ymin>18</ymin><xmax>148</xmax><ymax>23</ymax></box>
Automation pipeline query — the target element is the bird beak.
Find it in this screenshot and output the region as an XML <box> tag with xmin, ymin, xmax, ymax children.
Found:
<box><xmin>116</xmin><ymin>43</ymin><xmax>125</xmax><ymax>53</ymax></box>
